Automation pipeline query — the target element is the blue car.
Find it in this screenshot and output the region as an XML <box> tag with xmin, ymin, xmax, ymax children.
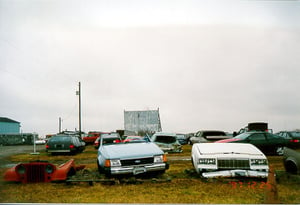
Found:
<box><xmin>97</xmin><ymin>134</ymin><xmax>169</xmax><ymax>176</ymax></box>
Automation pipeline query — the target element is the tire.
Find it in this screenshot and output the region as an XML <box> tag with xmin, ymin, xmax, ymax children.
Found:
<box><xmin>284</xmin><ymin>160</ymin><xmax>298</xmax><ymax>174</ymax></box>
<box><xmin>97</xmin><ymin>160</ymin><xmax>102</xmax><ymax>173</ymax></box>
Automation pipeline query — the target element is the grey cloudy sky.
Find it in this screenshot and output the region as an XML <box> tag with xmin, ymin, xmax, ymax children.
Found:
<box><xmin>1</xmin><ymin>0</ymin><xmax>300</xmax><ymax>136</ymax></box>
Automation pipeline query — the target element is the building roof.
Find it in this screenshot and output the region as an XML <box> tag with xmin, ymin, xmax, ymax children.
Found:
<box><xmin>0</xmin><ymin>117</ymin><xmax>20</xmax><ymax>124</ymax></box>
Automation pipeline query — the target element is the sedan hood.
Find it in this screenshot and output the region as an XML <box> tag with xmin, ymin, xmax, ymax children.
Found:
<box><xmin>193</xmin><ymin>143</ymin><xmax>264</xmax><ymax>156</ymax></box>
<box><xmin>100</xmin><ymin>142</ymin><xmax>163</xmax><ymax>159</ymax></box>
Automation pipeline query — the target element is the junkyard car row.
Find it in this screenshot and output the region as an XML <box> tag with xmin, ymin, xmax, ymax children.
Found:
<box><xmin>3</xmin><ymin>126</ymin><xmax>300</xmax><ymax>183</ymax></box>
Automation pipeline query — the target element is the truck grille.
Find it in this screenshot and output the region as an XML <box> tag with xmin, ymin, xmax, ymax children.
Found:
<box><xmin>121</xmin><ymin>157</ymin><xmax>154</xmax><ymax>166</ymax></box>
<box><xmin>24</xmin><ymin>164</ymin><xmax>47</xmax><ymax>183</ymax></box>
<box><xmin>217</xmin><ymin>159</ymin><xmax>250</xmax><ymax>169</ymax></box>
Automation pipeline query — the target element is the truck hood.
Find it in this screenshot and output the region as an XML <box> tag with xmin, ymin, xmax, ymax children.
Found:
<box><xmin>99</xmin><ymin>142</ymin><xmax>163</xmax><ymax>159</ymax></box>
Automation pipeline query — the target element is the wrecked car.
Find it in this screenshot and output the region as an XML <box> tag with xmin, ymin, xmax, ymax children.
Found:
<box><xmin>176</xmin><ymin>133</ymin><xmax>188</xmax><ymax>145</ymax></box>
<box><xmin>83</xmin><ymin>131</ymin><xmax>101</xmax><ymax>144</ymax></box>
<box><xmin>191</xmin><ymin>143</ymin><xmax>269</xmax><ymax>178</ymax></box>
<box><xmin>151</xmin><ymin>132</ymin><xmax>182</xmax><ymax>153</ymax></box>
<box><xmin>283</xmin><ymin>147</ymin><xmax>300</xmax><ymax>175</ymax></box>
<box><xmin>97</xmin><ymin>134</ymin><xmax>169</xmax><ymax>176</ymax></box>
<box><xmin>4</xmin><ymin>159</ymin><xmax>84</xmax><ymax>183</ymax></box>
<box><xmin>189</xmin><ymin>130</ymin><xmax>231</xmax><ymax>144</ymax></box>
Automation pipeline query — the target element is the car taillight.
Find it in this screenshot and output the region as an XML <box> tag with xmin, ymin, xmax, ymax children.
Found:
<box><xmin>45</xmin><ymin>145</ymin><xmax>49</xmax><ymax>149</ymax></box>
<box><xmin>69</xmin><ymin>144</ymin><xmax>75</xmax><ymax>149</ymax></box>
<box><xmin>290</xmin><ymin>139</ymin><xmax>299</xmax><ymax>143</ymax></box>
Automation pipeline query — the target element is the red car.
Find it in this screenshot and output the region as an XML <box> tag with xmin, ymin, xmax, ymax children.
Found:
<box><xmin>4</xmin><ymin>159</ymin><xmax>84</xmax><ymax>183</ymax></box>
<box><xmin>122</xmin><ymin>136</ymin><xmax>144</xmax><ymax>143</ymax></box>
<box><xmin>83</xmin><ymin>131</ymin><xmax>102</xmax><ymax>144</ymax></box>
<box><xmin>94</xmin><ymin>132</ymin><xmax>120</xmax><ymax>149</ymax></box>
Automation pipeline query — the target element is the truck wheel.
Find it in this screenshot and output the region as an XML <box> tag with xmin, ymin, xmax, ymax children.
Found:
<box><xmin>97</xmin><ymin>160</ymin><xmax>103</xmax><ymax>173</ymax></box>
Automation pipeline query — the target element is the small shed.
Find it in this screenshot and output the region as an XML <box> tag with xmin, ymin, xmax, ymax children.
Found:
<box><xmin>0</xmin><ymin>117</ymin><xmax>21</xmax><ymax>134</ymax></box>
<box><xmin>124</xmin><ymin>109</ymin><xmax>162</xmax><ymax>135</ymax></box>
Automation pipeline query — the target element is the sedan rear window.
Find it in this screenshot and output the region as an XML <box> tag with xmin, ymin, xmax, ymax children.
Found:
<box><xmin>49</xmin><ymin>136</ymin><xmax>71</xmax><ymax>142</ymax></box>
<box><xmin>203</xmin><ymin>131</ymin><xmax>226</xmax><ymax>137</ymax></box>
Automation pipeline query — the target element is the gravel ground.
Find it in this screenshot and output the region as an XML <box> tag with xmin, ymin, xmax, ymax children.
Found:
<box><xmin>0</xmin><ymin>144</ymin><xmax>45</xmax><ymax>168</ymax></box>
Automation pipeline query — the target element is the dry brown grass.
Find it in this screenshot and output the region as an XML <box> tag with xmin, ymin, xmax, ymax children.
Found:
<box><xmin>0</xmin><ymin>145</ymin><xmax>299</xmax><ymax>204</ymax></box>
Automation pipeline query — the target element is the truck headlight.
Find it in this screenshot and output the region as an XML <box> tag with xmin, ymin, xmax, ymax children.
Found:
<box><xmin>110</xmin><ymin>159</ymin><xmax>121</xmax><ymax>167</ymax></box>
<box><xmin>45</xmin><ymin>164</ymin><xmax>54</xmax><ymax>174</ymax></box>
<box><xmin>16</xmin><ymin>165</ymin><xmax>26</xmax><ymax>174</ymax></box>
<box><xmin>154</xmin><ymin>155</ymin><xmax>163</xmax><ymax>163</ymax></box>
<box><xmin>250</xmin><ymin>159</ymin><xmax>267</xmax><ymax>165</ymax></box>
<box><xmin>198</xmin><ymin>158</ymin><xmax>216</xmax><ymax>165</ymax></box>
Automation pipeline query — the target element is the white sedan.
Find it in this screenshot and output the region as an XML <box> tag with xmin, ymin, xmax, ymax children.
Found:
<box><xmin>191</xmin><ymin>143</ymin><xmax>269</xmax><ymax>178</ymax></box>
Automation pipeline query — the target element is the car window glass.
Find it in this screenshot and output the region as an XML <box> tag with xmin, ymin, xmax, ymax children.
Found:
<box><xmin>235</xmin><ymin>132</ymin><xmax>251</xmax><ymax>140</ymax></box>
<box><xmin>50</xmin><ymin>136</ymin><xmax>70</xmax><ymax>142</ymax></box>
<box><xmin>102</xmin><ymin>137</ymin><xmax>121</xmax><ymax>145</ymax></box>
<box><xmin>203</xmin><ymin>131</ymin><xmax>225</xmax><ymax>137</ymax></box>
<box><xmin>291</xmin><ymin>132</ymin><xmax>300</xmax><ymax>138</ymax></box>
<box><xmin>74</xmin><ymin>137</ymin><xmax>79</xmax><ymax>144</ymax></box>
<box><xmin>155</xmin><ymin>135</ymin><xmax>176</xmax><ymax>144</ymax></box>
<box><xmin>249</xmin><ymin>134</ymin><xmax>265</xmax><ymax>140</ymax></box>
<box><xmin>283</xmin><ymin>133</ymin><xmax>290</xmax><ymax>139</ymax></box>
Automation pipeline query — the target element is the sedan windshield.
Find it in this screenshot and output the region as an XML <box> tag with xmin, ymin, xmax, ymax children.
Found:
<box><xmin>102</xmin><ymin>137</ymin><xmax>121</xmax><ymax>145</ymax></box>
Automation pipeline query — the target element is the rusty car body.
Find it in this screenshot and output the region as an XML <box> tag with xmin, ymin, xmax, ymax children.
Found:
<box><xmin>4</xmin><ymin>159</ymin><xmax>84</xmax><ymax>183</ymax></box>
<box><xmin>150</xmin><ymin>132</ymin><xmax>182</xmax><ymax>153</ymax></box>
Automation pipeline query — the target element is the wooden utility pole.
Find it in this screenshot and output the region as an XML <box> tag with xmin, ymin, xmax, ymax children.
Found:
<box><xmin>77</xmin><ymin>82</ymin><xmax>82</xmax><ymax>138</ymax></box>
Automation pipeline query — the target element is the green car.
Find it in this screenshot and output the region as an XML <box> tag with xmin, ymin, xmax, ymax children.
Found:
<box><xmin>46</xmin><ymin>134</ymin><xmax>85</xmax><ymax>155</ymax></box>
<box><xmin>215</xmin><ymin>131</ymin><xmax>292</xmax><ymax>155</ymax></box>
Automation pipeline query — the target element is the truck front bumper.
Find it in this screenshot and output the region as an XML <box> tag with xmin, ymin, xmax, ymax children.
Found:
<box><xmin>105</xmin><ymin>163</ymin><xmax>169</xmax><ymax>175</ymax></box>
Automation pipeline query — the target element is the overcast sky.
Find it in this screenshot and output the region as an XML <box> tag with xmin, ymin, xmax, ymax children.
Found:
<box><xmin>1</xmin><ymin>0</ymin><xmax>300</xmax><ymax>137</ymax></box>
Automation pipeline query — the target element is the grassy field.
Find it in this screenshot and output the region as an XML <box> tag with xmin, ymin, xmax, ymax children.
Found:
<box><xmin>0</xmin><ymin>145</ymin><xmax>299</xmax><ymax>204</ymax></box>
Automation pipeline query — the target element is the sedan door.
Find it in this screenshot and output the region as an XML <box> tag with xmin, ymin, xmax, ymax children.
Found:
<box><xmin>265</xmin><ymin>133</ymin><xmax>288</xmax><ymax>154</ymax></box>
<box><xmin>247</xmin><ymin>133</ymin><xmax>268</xmax><ymax>153</ymax></box>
